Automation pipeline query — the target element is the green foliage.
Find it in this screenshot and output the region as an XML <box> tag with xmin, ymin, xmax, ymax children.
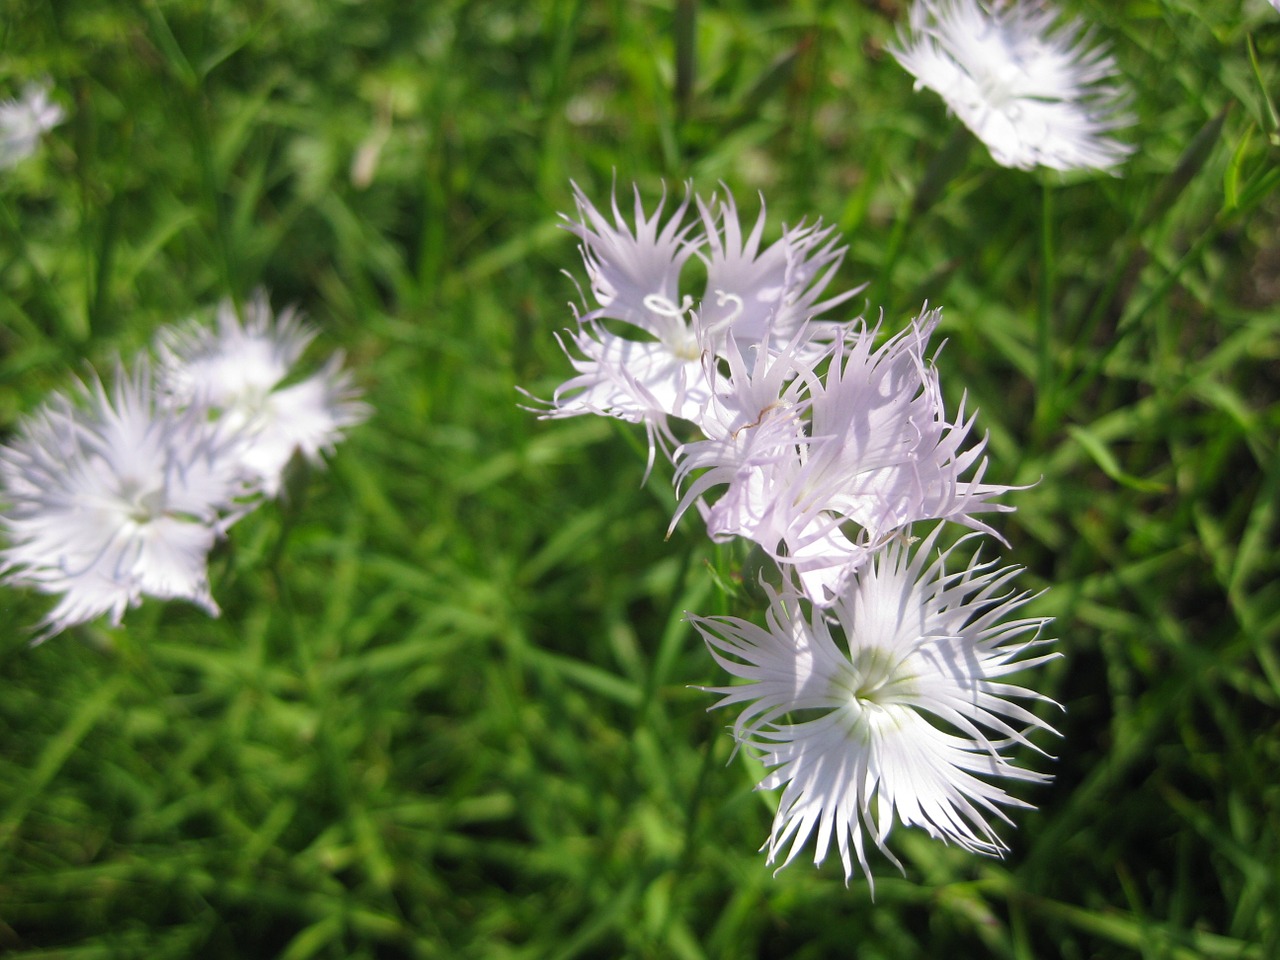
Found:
<box><xmin>2</xmin><ymin>0</ymin><xmax>1278</xmax><ymax>957</ymax></box>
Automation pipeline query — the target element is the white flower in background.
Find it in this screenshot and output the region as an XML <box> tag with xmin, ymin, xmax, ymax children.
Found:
<box><xmin>674</xmin><ymin>310</ymin><xmax>1013</xmax><ymax>604</ymax></box>
<box><xmin>690</xmin><ymin>529</ymin><xmax>1057</xmax><ymax>885</ymax></box>
<box><xmin>0</xmin><ymin>361</ymin><xmax>254</xmax><ymax>640</ymax></box>
<box><xmin>890</xmin><ymin>0</ymin><xmax>1134</xmax><ymax>173</ymax></box>
<box><xmin>0</xmin><ymin>79</ymin><xmax>64</xmax><ymax>169</ymax></box>
<box><xmin>157</xmin><ymin>291</ymin><xmax>369</xmax><ymax>497</ymax></box>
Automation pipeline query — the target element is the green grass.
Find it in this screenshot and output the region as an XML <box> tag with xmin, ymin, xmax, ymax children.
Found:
<box><xmin>1</xmin><ymin>0</ymin><xmax>1278</xmax><ymax>957</ymax></box>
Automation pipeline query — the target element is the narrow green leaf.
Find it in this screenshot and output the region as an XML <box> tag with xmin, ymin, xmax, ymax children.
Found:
<box><xmin>1137</xmin><ymin>104</ymin><xmax>1229</xmax><ymax>232</ymax></box>
<box><xmin>1223</xmin><ymin>125</ymin><xmax>1252</xmax><ymax>211</ymax></box>
<box><xmin>0</xmin><ymin>674</ymin><xmax>126</xmax><ymax>850</ymax></box>
<box><xmin>278</xmin><ymin>915</ymin><xmax>344</xmax><ymax>960</ymax></box>
<box><xmin>526</xmin><ymin>648</ymin><xmax>643</xmax><ymax>708</ymax></box>
<box><xmin>1066</xmin><ymin>424</ymin><xmax>1169</xmax><ymax>493</ymax></box>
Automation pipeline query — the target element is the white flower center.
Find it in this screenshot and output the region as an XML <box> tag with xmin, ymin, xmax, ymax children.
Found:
<box><xmin>834</xmin><ymin>647</ymin><xmax>916</xmax><ymax>716</ymax></box>
<box><xmin>116</xmin><ymin>476</ymin><xmax>167</xmax><ymax>526</ymax></box>
<box><xmin>829</xmin><ymin>647</ymin><xmax>919</xmax><ymax>741</ymax></box>
<box><xmin>969</xmin><ymin>49</ymin><xmax>1031</xmax><ymax>113</ymax></box>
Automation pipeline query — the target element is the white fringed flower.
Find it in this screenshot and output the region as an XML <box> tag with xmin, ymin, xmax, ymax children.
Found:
<box><xmin>890</xmin><ymin>0</ymin><xmax>1134</xmax><ymax>173</ymax></box>
<box><xmin>157</xmin><ymin>291</ymin><xmax>368</xmax><ymax>497</ymax></box>
<box><xmin>0</xmin><ymin>80</ymin><xmax>64</xmax><ymax>169</ymax></box>
<box><xmin>542</xmin><ymin>317</ymin><xmax>721</xmax><ymax>472</ymax></box>
<box><xmin>532</xmin><ymin>183</ymin><xmax>853</xmax><ymax>466</ymax></box>
<box><xmin>0</xmin><ymin>361</ymin><xmax>254</xmax><ymax>640</ymax></box>
<box><xmin>690</xmin><ymin>529</ymin><xmax>1057</xmax><ymax>886</ymax></box>
<box><xmin>539</xmin><ymin>185</ymin><xmax>721</xmax><ymax>465</ymax></box>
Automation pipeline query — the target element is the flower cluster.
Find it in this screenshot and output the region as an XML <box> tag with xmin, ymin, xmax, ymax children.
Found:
<box><xmin>529</xmin><ymin>183</ymin><xmax>1056</xmax><ymax>886</ymax></box>
<box><xmin>890</xmin><ymin>0</ymin><xmax>1133</xmax><ymax>173</ymax></box>
<box><xmin>0</xmin><ymin>291</ymin><xmax>367</xmax><ymax>641</ymax></box>
<box><xmin>541</xmin><ymin>184</ymin><xmax>1010</xmax><ymax>607</ymax></box>
<box><xmin>0</xmin><ymin>79</ymin><xmax>64</xmax><ymax>170</ymax></box>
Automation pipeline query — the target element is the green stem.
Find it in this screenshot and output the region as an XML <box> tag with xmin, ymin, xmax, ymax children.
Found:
<box><xmin>870</xmin><ymin>125</ymin><xmax>970</xmax><ymax>315</ymax></box>
<box><xmin>1034</xmin><ymin>179</ymin><xmax>1055</xmax><ymax>437</ymax></box>
<box><xmin>188</xmin><ymin>91</ymin><xmax>238</xmax><ymax>296</ymax></box>
<box><xmin>871</xmin><ymin>213</ymin><xmax>912</xmax><ymax>316</ymax></box>
<box><xmin>674</xmin><ymin>725</ymin><xmax>721</xmax><ymax>878</ymax></box>
<box><xmin>0</xmin><ymin>198</ymin><xmax>74</xmax><ymax>343</ymax></box>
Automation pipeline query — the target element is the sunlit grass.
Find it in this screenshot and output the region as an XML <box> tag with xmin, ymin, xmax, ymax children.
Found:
<box><xmin>1</xmin><ymin>1</ymin><xmax>1277</xmax><ymax>957</ymax></box>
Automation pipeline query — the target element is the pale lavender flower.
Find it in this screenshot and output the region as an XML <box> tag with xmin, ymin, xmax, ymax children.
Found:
<box><xmin>542</xmin><ymin>318</ymin><xmax>721</xmax><ymax>473</ymax></box>
<box><xmin>0</xmin><ymin>360</ymin><xmax>254</xmax><ymax>640</ymax></box>
<box><xmin>156</xmin><ymin>291</ymin><xmax>368</xmax><ymax>497</ymax></box>
<box><xmin>538</xmin><ymin>186</ymin><xmax>713</xmax><ymax>464</ymax></box>
<box><xmin>690</xmin><ymin>528</ymin><xmax>1057</xmax><ymax>886</ymax></box>
<box><xmin>890</xmin><ymin>0</ymin><xmax>1134</xmax><ymax>173</ymax></box>
<box><xmin>674</xmin><ymin>309</ymin><xmax>1013</xmax><ymax>604</ymax></box>
<box><xmin>532</xmin><ymin>183</ymin><xmax>856</xmax><ymax>467</ymax></box>
<box><xmin>0</xmin><ymin>80</ymin><xmax>64</xmax><ymax>169</ymax></box>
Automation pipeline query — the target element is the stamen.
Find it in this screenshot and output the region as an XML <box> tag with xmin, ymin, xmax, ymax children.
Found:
<box><xmin>643</xmin><ymin>293</ymin><xmax>692</xmax><ymax>318</ymax></box>
<box><xmin>713</xmin><ymin>289</ymin><xmax>745</xmax><ymax>326</ymax></box>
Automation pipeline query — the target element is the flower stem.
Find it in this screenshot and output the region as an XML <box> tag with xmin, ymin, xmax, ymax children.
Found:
<box><xmin>870</xmin><ymin>125</ymin><xmax>970</xmax><ymax>314</ymax></box>
<box><xmin>1034</xmin><ymin>179</ymin><xmax>1056</xmax><ymax>436</ymax></box>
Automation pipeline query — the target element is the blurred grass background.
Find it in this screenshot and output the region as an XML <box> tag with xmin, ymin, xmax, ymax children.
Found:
<box><xmin>1</xmin><ymin>0</ymin><xmax>1278</xmax><ymax>957</ymax></box>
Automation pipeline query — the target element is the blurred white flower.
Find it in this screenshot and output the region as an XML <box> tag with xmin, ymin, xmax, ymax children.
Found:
<box><xmin>690</xmin><ymin>529</ymin><xmax>1057</xmax><ymax>885</ymax></box>
<box><xmin>890</xmin><ymin>0</ymin><xmax>1134</xmax><ymax>173</ymax></box>
<box><xmin>0</xmin><ymin>361</ymin><xmax>254</xmax><ymax>640</ymax></box>
<box><xmin>0</xmin><ymin>80</ymin><xmax>64</xmax><ymax>169</ymax></box>
<box><xmin>674</xmin><ymin>309</ymin><xmax>1013</xmax><ymax>604</ymax></box>
<box><xmin>157</xmin><ymin>291</ymin><xmax>369</xmax><ymax>497</ymax></box>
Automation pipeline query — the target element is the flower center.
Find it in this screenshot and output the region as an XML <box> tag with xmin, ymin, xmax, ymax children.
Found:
<box><xmin>117</xmin><ymin>476</ymin><xmax>166</xmax><ymax>525</ymax></box>
<box><xmin>970</xmin><ymin>48</ymin><xmax>1031</xmax><ymax>113</ymax></box>
<box><xmin>829</xmin><ymin>647</ymin><xmax>919</xmax><ymax>740</ymax></box>
<box><xmin>829</xmin><ymin>650</ymin><xmax>921</xmax><ymax>747</ymax></box>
